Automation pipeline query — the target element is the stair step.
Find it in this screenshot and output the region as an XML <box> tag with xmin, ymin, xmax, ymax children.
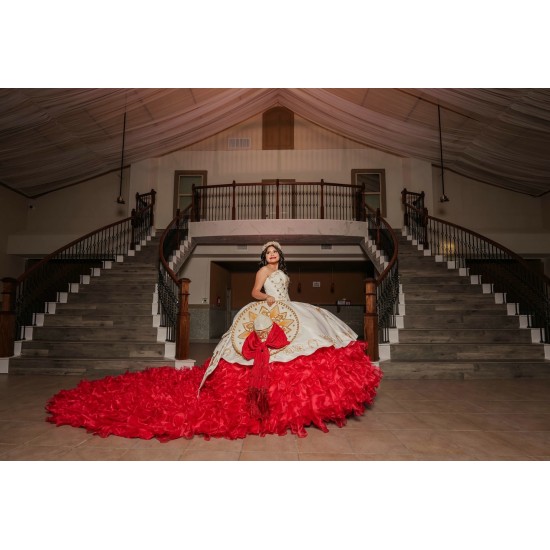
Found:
<box><xmin>397</xmin><ymin>329</ymin><xmax>532</xmax><ymax>344</ymax></box>
<box><xmin>8</xmin><ymin>357</ymin><xmax>176</xmax><ymax>376</ymax></box>
<box><xmin>68</xmin><ymin>293</ymin><xmax>154</xmax><ymax>303</ymax></box>
<box><xmin>402</xmin><ymin>315</ymin><xmax>520</xmax><ymax>329</ymax></box>
<box><xmin>389</xmin><ymin>343</ymin><xmax>546</xmax><ymax>361</ymax></box>
<box><xmin>20</xmin><ymin>341</ymin><xmax>166</xmax><ymax>358</ymax></box>
<box><xmin>378</xmin><ymin>360</ymin><xmax>550</xmax><ymax>379</ymax></box>
<box><xmin>401</xmin><ymin>276</ymin><xmax>471</xmax><ymax>285</ymax></box>
<box><xmin>404</xmin><ymin>296</ymin><xmax>495</xmax><ymax>307</ymax></box>
<box><xmin>401</xmin><ymin>284</ymin><xmax>481</xmax><ymax>293</ymax></box>
<box><xmin>80</xmin><ymin>284</ymin><xmax>157</xmax><ymax>291</ymax></box>
<box><xmin>32</xmin><ymin>327</ymin><xmax>158</xmax><ymax>341</ymax></box>
<box><xmin>43</xmin><ymin>315</ymin><xmax>156</xmax><ymax>327</ymax></box>
<box><xmin>55</xmin><ymin>303</ymin><xmax>153</xmax><ymax>313</ymax></box>
<box><xmin>403</xmin><ymin>304</ymin><xmax>507</xmax><ymax>314</ymax></box>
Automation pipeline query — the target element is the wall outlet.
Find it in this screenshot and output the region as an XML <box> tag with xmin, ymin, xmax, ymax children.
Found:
<box><xmin>202</xmin><ymin>298</ymin><xmax>208</xmax><ymax>304</ymax></box>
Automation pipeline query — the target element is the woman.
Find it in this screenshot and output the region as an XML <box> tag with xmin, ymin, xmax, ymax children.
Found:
<box><xmin>46</xmin><ymin>241</ymin><xmax>382</xmax><ymax>440</ymax></box>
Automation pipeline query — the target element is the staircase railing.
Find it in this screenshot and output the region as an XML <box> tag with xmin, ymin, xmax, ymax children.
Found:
<box><xmin>0</xmin><ymin>190</ymin><xmax>156</xmax><ymax>357</ymax></box>
<box><xmin>363</xmin><ymin>205</ymin><xmax>399</xmax><ymax>362</ymax></box>
<box><xmin>402</xmin><ymin>187</ymin><xmax>550</xmax><ymax>343</ymax></box>
<box><xmin>158</xmin><ymin>207</ymin><xmax>192</xmax><ymax>360</ymax></box>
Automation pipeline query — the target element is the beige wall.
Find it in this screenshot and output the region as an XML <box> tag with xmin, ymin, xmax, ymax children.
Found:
<box><xmin>153</xmin><ymin>148</ymin><xmax>405</xmax><ymax>229</ymax></box>
<box><xmin>430</xmin><ymin>168</ymin><xmax>550</xmax><ymax>259</ymax></box>
<box><xmin>6</xmin><ymin>171</ymin><xmax>131</xmax><ymax>257</ymax></box>
<box><xmin>0</xmin><ymin>186</ymin><xmax>28</xmax><ymax>278</ymax></box>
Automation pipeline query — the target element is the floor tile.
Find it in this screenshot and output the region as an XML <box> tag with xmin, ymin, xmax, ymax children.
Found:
<box><xmin>345</xmin><ymin>430</ymin><xmax>411</xmax><ymax>455</ymax></box>
<box><xmin>297</xmin><ymin>427</ymin><xmax>354</xmax><ymax>454</ymax></box>
<box><xmin>2</xmin><ymin>370</ymin><xmax>550</xmax><ymax>462</ymax></box>
<box><xmin>179</xmin><ymin>450</ymin><xmax>241</xmax><ymax>461</ymax></box>
<box><xmin>240</xmin><ymin>451</ymin><xmax>299</xmax><ymax>460</ymax></box>
<box><xmin>1</xmin><ymin>445</ymin><xmax>72</xmax><ymax>461</ymax></box>
<box><xmin>241</xmin><ymin>433</ymin><xmax>298</xmax><ymax>453</ymax></box>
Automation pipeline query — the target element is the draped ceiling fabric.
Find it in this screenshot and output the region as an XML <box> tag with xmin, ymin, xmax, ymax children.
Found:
<box><xmin>1</xmin><ymin>88</ymin><xmax>550</xmax><ymax>198</ymax></box>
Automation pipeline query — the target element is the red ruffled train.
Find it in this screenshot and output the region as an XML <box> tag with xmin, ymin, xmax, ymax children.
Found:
<box><xmin>45</xmin><ymin>341</ymin><xmax>382</xmax><ymax>441</ymax></box>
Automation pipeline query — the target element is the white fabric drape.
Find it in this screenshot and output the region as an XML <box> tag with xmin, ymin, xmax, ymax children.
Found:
<box><xmin>1</xmin><ymin>88</ymin><xmax>549</xmax><ymax>197</ymax></box>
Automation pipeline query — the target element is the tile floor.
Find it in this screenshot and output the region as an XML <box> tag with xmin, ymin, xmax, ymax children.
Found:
<box><xmin>1</xmin><ymin>342</ymin><xmax>550</xmax><ymax>461</ymax></box>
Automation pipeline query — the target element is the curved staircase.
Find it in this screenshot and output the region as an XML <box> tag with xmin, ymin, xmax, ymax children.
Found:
<box><xmin>8</xmin><ymin>234</ymin><xmax>176</xmax><ymax>377</ymax></box>
<box><xmin>379</xmin><ymin>234</ymin><xmax>550</xmax><ymax>379</ymax></box>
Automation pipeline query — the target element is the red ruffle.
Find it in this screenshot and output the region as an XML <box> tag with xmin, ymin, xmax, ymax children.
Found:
<box><xmin>45</xmin><ymin>341</ymin><xmax>382</xmax><ymax>441</ymax></box>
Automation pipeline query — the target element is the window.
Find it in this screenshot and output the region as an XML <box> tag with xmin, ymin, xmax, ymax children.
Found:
<box><xmin>351</xmin><ymin>169</ymin><xmax>386</xmax><ymax>217</ymax></box>
<box><xmin>262</xmin><ymin>107</ymin><xmax>294</xmax><ymax>150</ymax></box>
<box><xmin>173</xmin><ymin>170</ymin><xmax>207</xmax><ymax>217</ymax></box>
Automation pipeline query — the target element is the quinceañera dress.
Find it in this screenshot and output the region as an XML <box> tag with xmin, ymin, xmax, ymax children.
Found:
<box><xmin>46</xmin><ymin>270</ymin><xmax>382</xmax><ymax>440</ymax></box>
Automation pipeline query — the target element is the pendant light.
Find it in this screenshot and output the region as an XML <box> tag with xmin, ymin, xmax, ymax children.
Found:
<box><xmin>116</xmin><ymin>109</ymin><xmax>127</xmax><ymax>204</ymax></box>
<box><xmin>438</xmin><ymin>104</ymin><xmax>449</xmax><ymax>203</ymax></box>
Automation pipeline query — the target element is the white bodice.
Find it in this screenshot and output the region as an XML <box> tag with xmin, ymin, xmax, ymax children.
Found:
<box><xmin>264</xmin><ymin>270</ymin><xmax>290</xmax><ymax>301</ymax></box>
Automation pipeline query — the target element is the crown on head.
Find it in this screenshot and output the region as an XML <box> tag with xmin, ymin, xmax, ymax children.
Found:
<box><xmin>262</xmin><ymin>241</ymin><xmax>282</xmax><ymax>252</ymax></box>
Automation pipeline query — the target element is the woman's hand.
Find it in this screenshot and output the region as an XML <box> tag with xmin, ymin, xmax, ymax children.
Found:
<box><xmin>265</xmin><ymin>295</ymin><xmax>276</xmax><ymax>306</ymax></box>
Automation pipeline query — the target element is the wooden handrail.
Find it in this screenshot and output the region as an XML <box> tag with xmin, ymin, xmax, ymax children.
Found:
<box><xmin>363</xmin><ymin>204</ymin><xmax>400</xmax><ymax>362</ymax></box>
<box><xmin>158</xmin><ymin>205</ymin><xmax>193</xmax><ymax>359</ymax></box>
<box><xmin>403</xmin><ymin>194</ymin><xmax>550</xmax><ymax>286</ymax></box>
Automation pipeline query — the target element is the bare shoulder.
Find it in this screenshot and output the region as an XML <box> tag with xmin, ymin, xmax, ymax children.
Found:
<box><xmin>255</xmin><ymin>266</ymin><xmax>270</xmax><ymax>282</ymax></box>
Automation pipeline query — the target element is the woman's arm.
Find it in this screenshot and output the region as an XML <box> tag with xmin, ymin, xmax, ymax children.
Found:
<box><xmin>251</xmin><ymin>267</ymin><xmax>276</xmax><ymax>305</ymax></box>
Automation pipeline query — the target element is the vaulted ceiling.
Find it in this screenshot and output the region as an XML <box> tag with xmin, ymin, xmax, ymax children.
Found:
<box><xmin>1</xmin><ymin>88</ymin><xmax>550</xmax><ymax>198</ymax></box>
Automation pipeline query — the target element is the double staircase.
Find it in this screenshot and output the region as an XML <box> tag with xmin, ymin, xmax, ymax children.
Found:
<box><xmin>379</xmin><ymin>234</ymin><xmax>550</xmax><ymax>379</ymax></box>
<box><xmin>6</xmin><ymin>228</ymin><xmax>550</xmax><ymax>380</ymax></box>
<box><xmin>8</xmin><ymin>235</ymin><xmax>176</xmax><ymax>377</ymax></box>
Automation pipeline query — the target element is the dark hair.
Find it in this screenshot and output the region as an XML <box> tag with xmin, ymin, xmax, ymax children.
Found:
<box><xmin>259</xmin><ymin>244</ymin><xmax>288</xmax><ymax>275</ymax></box>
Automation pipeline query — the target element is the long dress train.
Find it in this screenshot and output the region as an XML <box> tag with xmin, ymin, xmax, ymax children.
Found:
<box><xmin>46</xmin><ymin>270</ymin><xmax>382</xmax><ymax>440</ymax></box>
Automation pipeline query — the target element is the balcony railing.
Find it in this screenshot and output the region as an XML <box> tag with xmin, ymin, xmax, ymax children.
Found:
<box><xmin>192</xmin><ymin>180</ymin><xmax>365</xmax><ymax>221</ymax></box>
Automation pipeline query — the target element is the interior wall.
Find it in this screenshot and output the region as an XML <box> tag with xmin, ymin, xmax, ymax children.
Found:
<box><xmin>142</xmin><ymin>113</ymin><xmax>406</xmax><ymax>230</ymax></box>
<box><xmin>25</xmin><ymin>171</ymin><xmax>131</xmax><ymax>234</ymax></box>
<box><xmin>209</xmin><ymin>262</ymin><xmax>230</xmax><ymax>309</ymax></box>
<box><xmin>5</xmin><ymin>171</ymin><xmax>132</xmax><ymax>258</ymax></box>
<box><xmin>0</xmin><ymin>186</ymin><xmax>28</xmax><ymax>279</ymax></box>
<box><xmin>430</xmin><ymin>168</ymin><xmax>550</xmax><ymax>257</ymax></box>
<box><xmin>230</xmin><ymin>269</ymin><xmax>365</xmax><ymax>310</ymax></box>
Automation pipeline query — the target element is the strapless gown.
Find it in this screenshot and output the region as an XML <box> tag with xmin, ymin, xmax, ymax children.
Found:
<box><xmin>46</xmin><ymin>270</ymin><xmax>382</xmax><ymax>440</ymax></box>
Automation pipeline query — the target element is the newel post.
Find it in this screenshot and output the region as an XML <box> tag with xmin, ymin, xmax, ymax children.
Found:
<box><xmin>0</xmin><ymin>278</ymin><xmax>17</xmax><ymax>357</ymax></box>
<box><xmin>176</xmin><ymin>278</ymin><xmax>191</xmax><ymax>360</ymax></box>
<box><xmin>364</xmin><ymin>278</ymin><xmax>379</xmax><ymax>362</ymax></box>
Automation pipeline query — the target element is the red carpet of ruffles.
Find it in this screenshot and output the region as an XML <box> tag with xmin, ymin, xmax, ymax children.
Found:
<box><xmin>45</xmin><ymin>341</ymin><xmax>382</xmax><ymax>441</ymax></box>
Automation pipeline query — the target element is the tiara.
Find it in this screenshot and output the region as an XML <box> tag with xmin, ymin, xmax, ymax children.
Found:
<box><xmin>262</xmin><ymin>241</ymin><xmax>282</xmax><ymax>252</ymax></box>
